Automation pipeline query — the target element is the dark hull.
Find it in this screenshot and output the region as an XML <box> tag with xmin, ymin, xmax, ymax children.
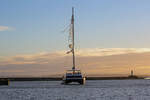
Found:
<box><xmin>62</xmin><ymin>77</ymin><xmax>86</xmax><ymax>85</ymax></box>
<box><xmin>0</xmin><ymin>79</ymin><xmax>9</xmax><ymax>85</ymax></box>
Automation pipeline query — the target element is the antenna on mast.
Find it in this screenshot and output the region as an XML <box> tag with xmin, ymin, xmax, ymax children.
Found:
<box><xmin>72</xmin><ymin>7</ymin><xmax>74</xmax><ymax>15</ymax></box>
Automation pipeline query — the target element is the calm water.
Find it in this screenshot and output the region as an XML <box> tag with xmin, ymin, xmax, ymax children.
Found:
<box><xmin>0</xmin><ymin>80</ymin><xmax>150</xmax><ymax>100</ymax></box>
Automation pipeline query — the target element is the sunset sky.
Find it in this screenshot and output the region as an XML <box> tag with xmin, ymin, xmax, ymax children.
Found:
<box><xmin>0</xmin><ymin>0</ymin><xmax>150</xmax><ymax>77</ymax></box>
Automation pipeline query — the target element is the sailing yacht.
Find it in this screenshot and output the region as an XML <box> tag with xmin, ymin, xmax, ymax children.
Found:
<box><xmin>62</xmin><ymin>8</ymin><xmax>86</xmax><ymax>85</ymax></box>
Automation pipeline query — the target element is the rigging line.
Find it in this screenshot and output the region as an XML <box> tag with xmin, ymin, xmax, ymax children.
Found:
<box><xmin>64</xmin><ymin>25</ymin><xmax>72</xmax><ymax>69</ymax></box>
<box><xmin>60</xmin><ymin>19</ymin><xmax>71</xmax><ymax>34</ymax></box>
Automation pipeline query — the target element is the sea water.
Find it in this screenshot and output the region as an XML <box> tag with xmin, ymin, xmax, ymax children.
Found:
<box><xmin>0</xmin><ymin>80</ymin><xmax>150</xmax><ymax>100</ymax></box>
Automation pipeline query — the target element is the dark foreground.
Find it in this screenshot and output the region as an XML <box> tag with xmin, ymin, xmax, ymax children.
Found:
<box><xmin>0</xmin><ymin>76</ymin><xmax>143</xmax><ymax>82</ymax></box>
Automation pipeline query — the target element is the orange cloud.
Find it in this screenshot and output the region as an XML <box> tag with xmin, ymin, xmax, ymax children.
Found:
<box><xmin>1</xmin><ymin>48</ymin><xmax>150</xmax><ymax>77</ymax></box>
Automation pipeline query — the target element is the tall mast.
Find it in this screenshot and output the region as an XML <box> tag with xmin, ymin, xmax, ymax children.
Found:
<box><xmin>71</xmin><ymin>7</ymin><xmax>75</xmax><ymax>70</ymax></box>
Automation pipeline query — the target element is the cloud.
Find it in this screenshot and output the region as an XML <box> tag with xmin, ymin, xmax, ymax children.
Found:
<box><xmin>0</xmin><ymin>26</ymin><xmax>14</xmax><ymax>31</ymax></box>
<box><xmin>0</xmin><ymin>52</ymin><xmax>64</xmax><ymax>65</ymax></box>
<box><xmin>75</xmin><ymin>48</ymin><xmax>150</xmax><ymax>57</ymax></box>
<box><xmin>1</xmin><ymin>48</ymin><xmax>150</xmax><ymax>65</ymax></box>
<box><xmin>1</xmin><ymin>48</ymin><xmax>150</xmax><ymax>77</ymax></box>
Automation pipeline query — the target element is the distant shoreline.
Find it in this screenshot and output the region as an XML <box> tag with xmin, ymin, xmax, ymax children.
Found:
<box><xmin>0</xmin><ymin>76</ymin><xmax>144</xmax><ymax>81</ymax></box>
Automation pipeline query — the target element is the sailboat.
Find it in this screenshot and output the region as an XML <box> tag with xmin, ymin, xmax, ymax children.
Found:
<box><xmin>62</xmin><ymin>7</ymin><xmax>86</xmax><ymax>85</ymax></box>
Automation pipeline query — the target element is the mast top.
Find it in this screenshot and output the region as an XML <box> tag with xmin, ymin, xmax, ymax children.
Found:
<box><xmin>72</xmin><ymin>7</ymin><xmax>74</xmax><ymax>15</ymax></box>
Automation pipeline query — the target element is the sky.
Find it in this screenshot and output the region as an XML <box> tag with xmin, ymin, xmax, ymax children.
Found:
<box><xmin>0</xmin><ymin>0</ymin><xmax>150</xmax><ymax>77</ymax></box>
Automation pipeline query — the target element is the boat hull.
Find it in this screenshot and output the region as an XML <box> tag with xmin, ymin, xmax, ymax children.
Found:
<box><xmin>62</xmin><ymin>77</ymin><xmax>86</xmax><ymax>85</ymax></box>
